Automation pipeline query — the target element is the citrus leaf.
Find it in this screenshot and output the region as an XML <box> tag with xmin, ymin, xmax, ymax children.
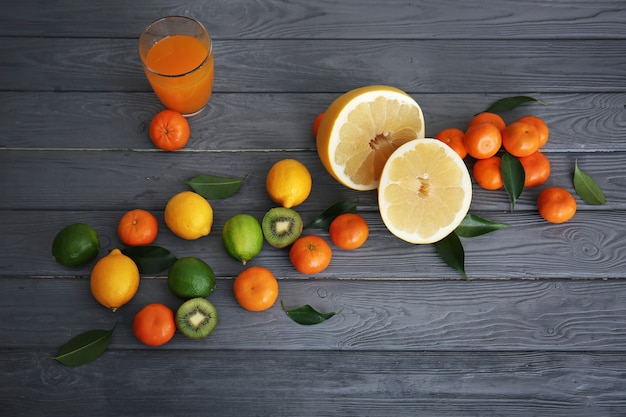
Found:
<box><xmin>434</xmin><ymin>232</ymin><xmax>468</xmax><ymax>280</ymax></box>
<box><xmin>482</xmin><ymin>96</ymin><xmax>546</xmax><ymax>113</ymax></box>
<box><xmin>501</xmin><ymin>152</ymin><xmax>525</xmax><ymax>212</ymax></box>
<box><xmin>122</xmin><ymin>245</ymin><xmax>177</xmax><ymax>274</ymax></box>
<box><xmin>281</xmin><ymin>301</ymin><xmax>338</xmax><ymax>325</ymax></box>
<box><xmin>574</xmin><ymin>159</ymin><xmax>607</xmax><ymax>205</ymax></box>
<box><xmin>305</xmin><ymin>200</ymin><xmax>357</xmax><ymax>230</ymax></box>
<box><xmin>456</xmin><ymin>214</ymin><xmax>510</xmax><ymax>237</ymax></box>
<box><xmin>45</xmin><ymin>323</ymin><xmax>116</xmax><ymax>366</ymax></box>
<box><xmin>183</xmin><ymin>173</ymin><xmax>247</xmax><ymax>199</ymax></box>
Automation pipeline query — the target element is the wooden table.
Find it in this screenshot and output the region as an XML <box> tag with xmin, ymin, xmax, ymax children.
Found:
<box><xmin>2</xmin><ymin>1</ymin><xmax>625</xmax><ymax>415</ymax></box>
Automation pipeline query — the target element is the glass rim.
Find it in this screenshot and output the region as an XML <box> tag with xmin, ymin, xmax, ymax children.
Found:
<box><xmin>139</xmin><ymin>15</ymin><xmax>213</xmax><ymax>79</ymax></box>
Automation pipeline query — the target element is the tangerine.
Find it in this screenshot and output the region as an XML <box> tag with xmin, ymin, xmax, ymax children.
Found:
<box><xmin>517</xmin><ymin>115</ymin><xmax>549</xmax><ymax>148</ymax></box>
<box><xmin>149</xmin><ymin>109</ymin><xmax>190</xmax><ymax>151</ymax></box>
<box><xmin>502</xmin><ymin>121</ymin><xmax>541</xmax><ymax>157</ymax></box>
<box><xmin>464</xmin><ymin>123</ymin><xmax>502</xmax><ymax>159</ymax></box>
<box><xmin>133</xmin><ymin>303</ymin><xmax>176</xmax><ymax>346</ymax></box>
<box><xmin>233</xmin><ymin>266</ymin><xmax>279</xmax><ymax>312</ymax></box>
<box><xmin>434</xmin><ymin>127</ymin><xmax>467</xmax><ymax>159</ymax></box>
<box><xmin>468</xmin><ymin>112</ymin><xmax>506</xmax><ymax>132</ymax></box>
<box><xmin>537</xmin><ymin>187</ymin><xmax>577</xmax><ymax>224</ymax></box>
<box><xmin>518</xmin><ymin>151</ymin><xmax>551</xmax><ymax>187</ymax></box>
<box><xmin>289</xmin><ymin>235</ymin><xmax>332</xmax><ymax>274</ymax></box>
<box><xmin>312</xmin><ymin>112</ymin><xmax>325</xmax><ymax>137</ymax></box>
<box><xmin>329</xmin><ymin>213</ymin><xmax>369</xmax><ymax>250</ymax></box>
<box><xmin>472</xmin><ymin>156</ymin><xmax>504</xmax><ymax>190</ymax></box>
<box><xmin>117</xmin><ymin>209</ymin><xmax>159</xmax><ymax>246</ymax></box>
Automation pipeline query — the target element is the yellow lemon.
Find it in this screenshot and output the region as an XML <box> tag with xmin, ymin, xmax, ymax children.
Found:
<box><xmin>378</xmin><ymin>138</ymin><xmax>472</xmax><ymax>244</ymax></box>
<box><xmin>266</xmin><ymin>159</ymin><xmax>312</xmax><ymax>208</ymax></box>
<box><xmin>90</xmin><ymin>248</ymin><xmax>140</xmax><ymax>311</ymax></box>
<box><xmin>316</xmin><ymin>85</ymin><xmax>425</xmax><ymax>190</ymax></box>
<box><xmin>164</xmin><ymin>191</ymin><xmax>213</xmax><ymax>240</ymax></box>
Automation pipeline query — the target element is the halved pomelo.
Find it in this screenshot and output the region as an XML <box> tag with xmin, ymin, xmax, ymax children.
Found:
<box><xmin>378</xmin><ymin>138</ymin><xmax>472</xmax><ymax>244</ymax></box>
<box><xmin>316</xmin><ymin>85</ymin><xmax>425</xmax><ymax>190</ymax></box>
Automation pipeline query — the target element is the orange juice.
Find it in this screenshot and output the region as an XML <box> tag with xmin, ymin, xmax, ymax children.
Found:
<box><xmin>144</xmin><ymin>34</ymin><xmax>214</xmax><ymax>115</ymax></box>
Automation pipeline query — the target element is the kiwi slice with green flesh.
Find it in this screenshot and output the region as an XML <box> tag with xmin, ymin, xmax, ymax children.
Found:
<box><xmin>262</xmin><ymin>207</ymin><xmax>303</xmax><ymax>248</ymax></box>
<box><xmin>176</xmin><ymin>298</ymin><xmax>218</xmax><ymax>340</ymax></box>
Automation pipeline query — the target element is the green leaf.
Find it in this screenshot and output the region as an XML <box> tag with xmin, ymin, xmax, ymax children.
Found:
<box><xmin>45</xmin><ymin>323</ymin><xmax>116</xmax><ymax>366</ymax></box>
<box><xmin>183</xmin><ymin>173</ymin><xmax>247</xmax><ymax>199</ymax></box>
<box><xmin>305</xmin><ymin>200</ymin><xmax>358</xmax><ymax>230</ymax></box>
<box><xmin>482</xmin><ymin>96</ymin><xmax>546</xmax><ymax>113</ymax></box>
<box><xmin>434</xmin><ymin>232</ymin><xmax>468</xmax><ymax>280</ymax></box>
<box><xmin>455</xmin><ymin>214</ymin><xmax>510</xmax><ymax>237</ymax></box>
<box><xmin>281</xmin><ymin>301</ymin><xmax>338</xmax><ymax>325</ymax></box>
<box><xmin>574</xmin><ymin>159</ymin><xmax>607</xmax><ymax>205</ymax></box>
<box><xmin>500</xmin><ymin>152</ymin><xmax>525</xmax><ymax>212</ymax></box>
<box><xmin>122</xmin><ymin>245</ymin><xmax>177</xmax><ymax>274</ymax></box>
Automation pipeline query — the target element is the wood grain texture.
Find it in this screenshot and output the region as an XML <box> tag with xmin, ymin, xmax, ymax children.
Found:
<box><xmin>1</xmin><ymin>92</ymin><xmax>625</xmax><ymax>152</ymax></box>
<box><xmin>1</xmin><ymin>39</ymin><xmax>625</xmax><ymax>93</ymax></box>
<box><xmin>2</xmin><ymin>0</ymin><xmax>625</xmax><ymax>40</ymax></box>
<box><xmin>2</xmin><ymin>277</ymin><xmax>626</xmax><ymax>351</ymax></box>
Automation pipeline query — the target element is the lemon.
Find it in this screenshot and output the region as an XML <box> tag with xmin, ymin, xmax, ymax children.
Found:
<box><xmin>316</xmin><ymin>85</ymin><xmax>425</xmax><ymax>190</ymax></box>
<box><xmin>378</xmin><ymin>138</ymin><xmax>472</xmax><ymax>244</ymax></box>
<box><xmin>222</xmin><ymin>214</ymin><xmax>264</xmax><ymax>265</ymax></box>
<box><xmin>90</xmin><ymin>248</ymin><xmax>140</xmax><ymax>311</ymax></box>
<box><xmin>164</xmin><ymin>191</ymin><xmax>213</xmax><ymax>240</ymax></box>
<box><xmin>266</xmin><ymin>159</ymin><xmax>312</xmax><ymax>208</ymax></box>
<box><xmin>168</xmin><ymin>257</ymin><xmax>216</xmax><ymax>299</ymax></box>
<box><xmin>52</xmin><ymin>223</ymin><xmax>100</xmax><ymax>267</ymax></box>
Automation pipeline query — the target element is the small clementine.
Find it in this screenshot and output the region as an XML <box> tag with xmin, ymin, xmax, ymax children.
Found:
<box><xmin>464</xmin><ymin>123</ymin><xmax>502</xmax><ymax>159</ymax></box>
<box><xmin>537</xmin><ymin>187</ymin><xmax>577</xmax><ymax>224</ymax></box>
<box><xmin>149</xmin><ymin>109</ymin><xmax>190</xmax><ymax>151</ymax></box>
<box><xmin>434</xmin><ymin>127</ymin><xmax>467</xmax><ymax>159</ymax></box>
<box><xmin>468</xmin><ymin>112</ymin><xmax>506</xmax><ymax>132</ymax></box>
<box><xmin>312</xmin><ymin>112</ymin><xmax>325</xmax><ymax>137</ymax></box>
<box><xmin>517</xmin><ymin>115</ymin><xmax>549</xmax><ymax>148</ymax></box>
<box><xmin>472</xmin><ymin>156</ymin><xmax>504</xmax><ymax>190</ymax></box>
<box><xmin>289</xmin><ymin>235</ymin><xmax>332</xmax><ymax>274</ymax></box>
<box><xmin>118</xmin><ymin>209</ymin><xmax>159</xmax><ymax>246</ymax></box>
<box><xmin>233</xmin><ymin>266</ymin><xmax>279</xmax><ymax>312</ymax></box>
<box><xmin>518</xmin><ymin>151</ymin><xmax>551</xmax><ymax>187</ymax></box>
<box><xmin>133</xmin><ymin>303</ymin><xmax>176</xmax><ymax>346</ymax></box>
<box><xmin>329</xmin><ymin>213</ymin><xmax>369</xmax><ymax>250</ymax></box>
<box><xmin>502</xmin><ymin>121</ymin><xmax>540</xmax><ymax>157</ymax></box>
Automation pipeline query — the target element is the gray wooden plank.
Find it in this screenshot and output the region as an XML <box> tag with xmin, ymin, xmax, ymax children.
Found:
<box><xmin>2</xmin><ymin>277</ymin><xmax>626</xmax><ymax>351</ymax></box>
<box><xmin>2</xmin><ymin>92</ymin><xmax>625</xmax><ymax>152</ymax></box>
<box><xmin>2</xmin><ymin>0</ymin><xmax>625</xmax><ymax>40</ymax></box>
<box><xmin>3</xmin><ymin>349</ymin><xmax>626</xmax><ymax>416</ymax></box>
<box><xmin>1</xmin><ymin>39</ymin><xmax>625</xmax><ymax>93</ymax></box>
<box><xmin>0</xmin><ymin>208</ymin><xmax>624</xmax><ymax>279</ymax></box>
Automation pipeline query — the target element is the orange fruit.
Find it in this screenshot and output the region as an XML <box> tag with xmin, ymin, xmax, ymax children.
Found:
<box><xmin>501</xmin><ymin>121</ymin><xmax>540</xmax><ymax>157</ymax></box>
<box><xmin>434</xmin><ymin>127</ymin><xmax>467</xmax><ymax>159</ymax></box>
<box><xmin>468</xmin><ymin>112</ymin><xmax>506</xmax><ymax>132</ymax></box>
<box><xmin>133</xmin><ymin>303</ymin><xmax>176</xmax><ymax>346</ymax></box>
<box><xmin>472</xmin><ymin>156</ymin><xmax>503</xmax><ymax>190</ymax></box>
<box><xmin>312</xmin><ymin>112</ymin><xmax>324</xmax><ymax>137</ymax></box>
<box><xmin>117</xmin><ymin>209</ymin><xmax>159</xmax><ymax>246</ymax></box>
<box><xmin>518</xmin><ymin>151</ymin><xmax>551</xmax><ymax>187</ymax></box>
<box><xmin>517</xmin><ymin>115</ymin><xmax>549</xmax><ymax>148</ymax></box>
<box><xmin>463</xmin><ymin>123</ymin><xmax>502</xmax><ymax>159</ymax></box>
<box><xmin>149</xmin><ymin>109</ymin><xmax>190</xmax><ymax>151</ymax></box>
<box><xmin>537</xmin><ymin>187</ymin><xmax>577</xmax><ymax>224</ymax></box>
<box><xmin>289</xmin><ymin>235</ymin><xmax>332</xmax><ymax>274</ymax></box>
<box><xmin>329</xmin><ymin>213</ymin><xmax>369</xmax><ymax>250</ymax></box>
<box><xmin>233</xmin><ymin>266</ymin><xmax>279</xmax><ymax>312</ymax></box>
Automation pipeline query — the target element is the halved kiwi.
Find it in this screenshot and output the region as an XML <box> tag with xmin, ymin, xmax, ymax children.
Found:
<box><xmin>262</xmin><ymin>207</ymin><xmax>303</xmax><ymax>248</ymax></box>
<box><xmin>176</xmin><ymin>298</ymin><xmax>218</xmax><ymax>340</ymax></box>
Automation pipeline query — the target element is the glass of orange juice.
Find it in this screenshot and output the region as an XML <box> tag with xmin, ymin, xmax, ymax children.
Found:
<box><xmin>138</xmin><ymin>16</ymin><xmax>214</xmax><ymax>117</ymax></box>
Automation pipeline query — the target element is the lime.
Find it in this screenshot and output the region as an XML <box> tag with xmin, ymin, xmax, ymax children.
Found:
<box><xmin>52</xmin><ymin>223</ymin><xmax>100</xmax><ymax>267</ymax></box>
<box><xmin>222</xmin><ymin>214</ymin><xmax>263</xmax><ymax>265</ymax></box>
<box><xmin>167</xmin><ymin>257</ymin><xmax>216</xmax><ymax>299</ymax></box>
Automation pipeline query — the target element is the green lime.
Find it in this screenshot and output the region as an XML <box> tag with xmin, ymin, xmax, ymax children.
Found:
<box><xmin>221</xmin><ymin>214</ymin><xmax>263</xmax><ymax>265</ymax></box>
<box><xmin>167</xmin><ymin>257</ymin><xmax>216</xmax><ymax>299</ymax></box>
<box><xmin>52</xmin><ymin>223</ymin><xmax>100</xmax><ymax>267</ymax></box>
